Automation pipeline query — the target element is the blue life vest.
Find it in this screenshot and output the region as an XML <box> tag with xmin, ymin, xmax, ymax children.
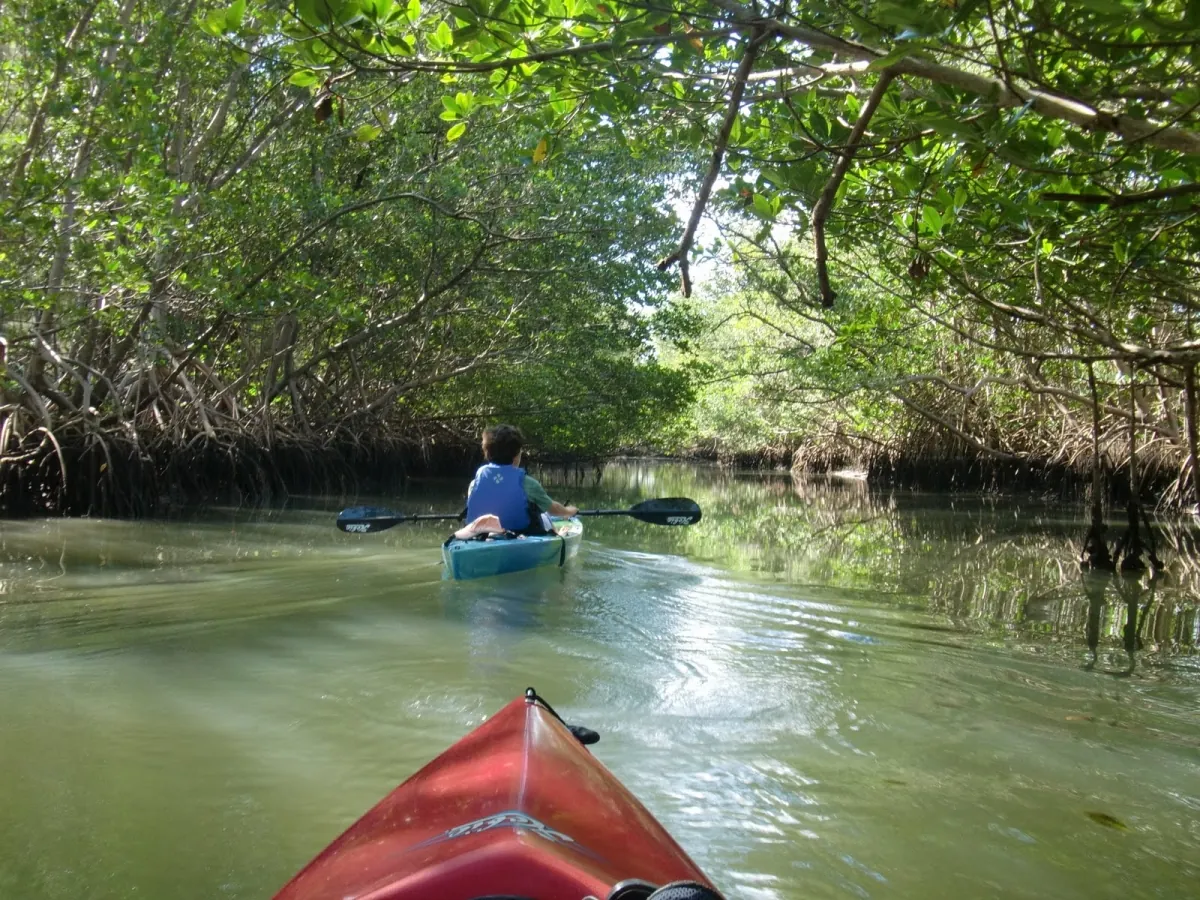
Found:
<box><xmin>466</xmin><ymin>463</ymin><xmax>531</xmax><ymax>531</ymax></box>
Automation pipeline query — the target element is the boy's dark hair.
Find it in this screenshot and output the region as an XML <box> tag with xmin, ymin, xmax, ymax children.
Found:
<box><xmin>482</xmin><ymin>424</ymin><xmax>524</xmax><ymax>464</ymax></box>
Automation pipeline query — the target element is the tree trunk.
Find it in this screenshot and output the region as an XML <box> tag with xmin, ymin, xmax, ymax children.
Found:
<box><xmin>1186</xmin><ymin>364</ymin><xmax>1200</xmax><ymax>511</ymax></box>
<box><xmin>1081</xmin><ymin>362</ymin><xmax>1112</xmax><ymax>570</ymax></box>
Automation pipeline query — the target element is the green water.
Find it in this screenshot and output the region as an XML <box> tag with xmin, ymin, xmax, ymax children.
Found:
<box><xmin>1</xmin><ymin>462</ymin><xmax>1197</xmax><ymax>900</ymax></box>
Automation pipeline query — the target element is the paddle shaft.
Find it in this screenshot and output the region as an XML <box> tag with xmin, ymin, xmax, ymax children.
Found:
<box><xmin>338</xmin><ymin>497</ymin><xmax>700</xmax><ymax>532</ymax></box>
<box><xmin>336</xmin><ymin>506</ymin><xmax>465</xmax><ymax>533</ymax></box>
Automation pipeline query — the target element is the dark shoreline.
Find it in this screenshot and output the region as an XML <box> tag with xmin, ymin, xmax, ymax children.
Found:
<box><xmin>668</xmin><ymin>446</ymin><xmax>1183</xmax><ymax>509</ymax></box>
<box><xmin>0</xmin><ymin>435</ymin><xmax>478</xmax><ymax>518</ymax></box>
<box><xmin>0</xmin><ymin>433</ymin><xmax>1185</xmax><ymax>517</ymax></box>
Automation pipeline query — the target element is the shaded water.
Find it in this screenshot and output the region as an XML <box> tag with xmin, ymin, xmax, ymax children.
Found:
<box><xmin>1</xmin><ymin>462</ymin><xmax>1197</xmax><ymax>900</ymax></box>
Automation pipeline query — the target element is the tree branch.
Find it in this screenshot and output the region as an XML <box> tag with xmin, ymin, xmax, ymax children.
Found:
<box><xmin>891</xmin><ymin>389</ymin><xmax>1022</xmax><ymax>460</ymax></box>
<box><xmin>372</xmin><ymin>27</ymin><xmax>739</xmax><ymax>74</ymax></box>
<box><xmin>275</xmin><ymin>239</ymin><xmax>494</xmax><ymax>400</ymax></box>
<box><xmin>658</xmin><ymin>29</ymin><xmax>767</xmax><ymax>297</ymax></box>
<box><xmin>811</xmin><ymin>70</ymin><xmax>895</xmax><ymax>307</ymax></box>
<box><xmin>731</xmin><ymin>6</ymin><xmax>1200</xmax><ymax>155</ymax></box>
<box><xmin>1042</xmin><ymin>183</ymin><xmax>1200</xmax><ymax>207</ymax></box>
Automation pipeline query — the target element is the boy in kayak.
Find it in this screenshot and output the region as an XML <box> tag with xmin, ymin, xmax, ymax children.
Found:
<box><xmin>455</xmin><ymin>424</ymin><xmax>578</xmax><ymax>538</ymax></box>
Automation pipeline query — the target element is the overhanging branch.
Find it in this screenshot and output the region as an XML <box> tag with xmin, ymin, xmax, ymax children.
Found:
<box><xmin>658</xmin><ymin>29</ymin><xmax>767</xmax><ymax>297</ymax></box>
<box><xmin>752</xmin><ymin>13</ymin><xmax>1200</xmax><ymax>155</ymax></box>
<box><xmin>811</xmin><ymin>70</ymin><xmax>895</xmax><ymax>307</ymax></box>
<box><xmin>1042</xmin><ymin>184</ymin><xmax>1200</xmax><ymax>207</ymax></box>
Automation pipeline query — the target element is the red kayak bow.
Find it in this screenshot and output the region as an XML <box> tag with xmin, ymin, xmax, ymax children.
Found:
<box><xmin>273</xmin><ymin>689</ymin><xmax>722</xmax><ymax>900</ymax></box>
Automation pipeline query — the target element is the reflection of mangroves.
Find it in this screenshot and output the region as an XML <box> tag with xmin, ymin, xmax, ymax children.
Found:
<box><xmin>534</xmin><ymin>462</ymin><xmax>1199</xmax><ymax>659</ymax></box>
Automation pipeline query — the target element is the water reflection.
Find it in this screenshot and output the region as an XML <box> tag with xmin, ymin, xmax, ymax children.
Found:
<box><xmin>4</xmin><ymin>464</ymin><xmax>1196</xmax><ymax>668</ymax></box>
<box><xmin>1082</xmin><ymin>568</ymin><xmax>1173</xmax><ymax>678</ymax></box>
<box><xmin>533</xmin><ymin>461</ymin><xmax>1199</xmax><ymax>671</ymax></box>
<box><xmin>1</xmin><ymin>463</ymin><xmax>1199</xmax><ymax>900</ymax></box>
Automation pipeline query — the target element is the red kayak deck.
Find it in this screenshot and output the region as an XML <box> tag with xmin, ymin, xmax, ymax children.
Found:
<box><xmin>274</xmin><ymin>691</ymin><xmax>716</xmax><ymax>900</ymax></box>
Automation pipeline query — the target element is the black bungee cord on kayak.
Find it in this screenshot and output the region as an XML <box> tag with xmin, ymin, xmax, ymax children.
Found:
<box><xmin>525</xmin><ymin>687</ymin><xmax>599</xmax><ymax>745</ymax></box>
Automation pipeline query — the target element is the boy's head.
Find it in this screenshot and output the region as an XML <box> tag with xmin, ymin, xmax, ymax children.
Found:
<box><xmin>482</xmin><ymin>424</ymin><xmax>524</xmax><ymax>464</ymax></box>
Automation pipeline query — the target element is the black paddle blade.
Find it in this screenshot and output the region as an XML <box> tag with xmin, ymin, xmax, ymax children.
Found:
<box><xmin>336</xmin><ymin>506</ymin><xmax>402</xmax><ymax>533</ymax></box>
<box><xmin>628</xmin><ymin>497</ymin><xmax>702</xmax><ymax>526</ymax></box>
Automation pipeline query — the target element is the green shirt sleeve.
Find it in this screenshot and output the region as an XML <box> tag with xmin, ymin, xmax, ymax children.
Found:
<box><xmin>523</xmin><ymin>475</ymin><xmax>554</xmax><ymax>512</ymax></box>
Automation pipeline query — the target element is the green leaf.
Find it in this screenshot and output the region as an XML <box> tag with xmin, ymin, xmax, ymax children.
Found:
<box><xmin>353</xmin><ymin>124</ymin><xmax>382</xmax><ymax>142</ymax></box>
<box><xmin>914</xmin><ymin>114</ymin><xmax>966</xmax><ymax>138</ymax></box>
<box><xmin>227</xmin><ymin>0</ymin><xmax>246</xmax><ymax>29</ymax></box>
<box><xmin>873</xmin><ymin>1</ymin><xmax>931</xmax><ymax>28</ymax></box>
<box><xmin>289</xmin><ymin>69</ymin><xmax>320</xmax><ymax>87</ymax></box>
<box><xmin>868</xmin><ymin>44</ymin><xmax>917</xmax><ymax>70</ymax></box>
<box><xmin>296</xmin><ymin>0</ymin><xmax>334</xmax><ymax>27</ymax></box>
<box><xmin>365</xmin><ymin>0</ymin><xmax>395</xmax><ymax>21</ymax></box>
<box><xmin>433</xmin><ymin>19</ymin><xmax>453</xmax><ymax>49</ymax></box>
<box><xmin>383</xmin><ymin>34</ymin><xmax>414</xmax><ymax>55</ymax></box>
<box><xmin>921</xmin><ymin>205</ymin><xmax>943</xmax><ymax>234</ymax></box>
<box><xmin>446</xmin><ymin>121</ymin><xmax>467</xmax><ymax>141</ymax></box>
<box><xmin>1074</xmin><ymin>0</ymin><xmax>1129</xmax><ymax>14</ymax></box>
<box><xmin>453</xmin><ymin>24</ymin><xmax>481</xmax><ymax>43</ymax></box>
<box><xmin>335</xmin><ymin>0</ymin><xmax>367</xmax><ymax>26</ymax></box>
<box><xmin>200</xmin><ymin>9</ymin><xmax>227</xmax><ymax>35</ymax></box>
<box><xmin>751</xmin><ymin>193</ymin><xmax>774</xmax><ymax>219</ymax></box>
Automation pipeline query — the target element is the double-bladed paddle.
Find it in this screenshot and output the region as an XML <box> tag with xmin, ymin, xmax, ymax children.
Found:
<box><xmin>336</xmin><ymin>497</ymin><xmax>702</xmax><ymax>534</ymax></box>
<box><xmin>573</xmin><ymin>497</ymin><xmax>702</xmax><ymax>526</ymax></box>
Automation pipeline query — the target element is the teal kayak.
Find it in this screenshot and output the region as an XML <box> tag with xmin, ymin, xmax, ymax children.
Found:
<box><xmin>442</xmin><ymin>517</ymin><xmax>582</xmax><ymax>580</ymax></box>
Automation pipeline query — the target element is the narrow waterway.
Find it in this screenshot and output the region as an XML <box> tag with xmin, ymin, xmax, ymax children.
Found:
<box><xmin>1</xmin><ymin>462</ymin><xmax>1197</xmax><ymax>900</ymax></box>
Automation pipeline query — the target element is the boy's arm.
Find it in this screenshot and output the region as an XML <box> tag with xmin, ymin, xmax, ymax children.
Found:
<box><xmin>524</xmin><ymin>476</ymin><xmax>578</xmax><ymax>517</ymax></box>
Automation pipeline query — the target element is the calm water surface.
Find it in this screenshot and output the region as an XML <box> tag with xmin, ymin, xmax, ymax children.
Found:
<box><xmin>1</xmin><ymin>463</ymin><xmax>1197</xmax><ymax>900</ymax></box>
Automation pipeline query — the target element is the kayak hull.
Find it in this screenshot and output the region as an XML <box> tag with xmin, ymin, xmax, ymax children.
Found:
<box><xmin>442</xmin><ymin>517</ymin><xmax>582</xmax><ymax>580</ymax></box>
<box><xmin>273</xmin><ymin>691</ymin><xmax>716</xmax><ymax>900</ymax></box>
